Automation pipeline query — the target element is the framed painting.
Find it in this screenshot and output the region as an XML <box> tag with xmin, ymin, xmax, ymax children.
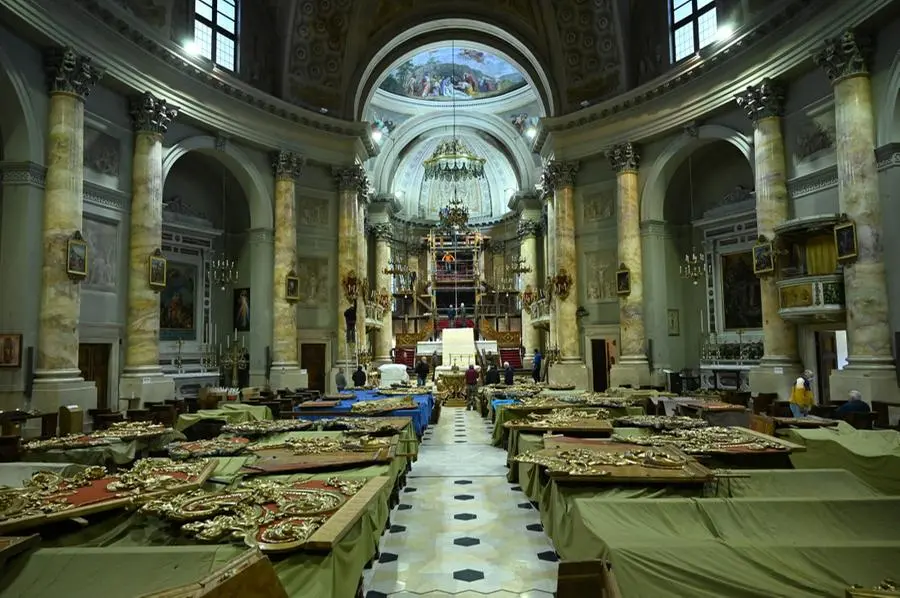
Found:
<box><xmin>720</xmin><ymin>251</ymin><xmax>763</xmax><ymax>330</ymax></box>
<box><xmin>159</xmin><ymin>261</ymin><xmax>198</xmax><ymax>341</ymax></box>
<box><xmin>616</xmin><ymin>266</ymin><xmax>631</xmax><ymax>296</ymax></box>
<box><xmin>752</xmin><ymin>241</ymin><xmax>774</xmax><ymax>275</ymax></box>
<box><xmin>234</xmin><ymin>288</ymin><xmax>250</xmax><ymax>331</ymax></box>
<box><xmin>834</xmin><ymin>221</ymin><xmax>858</xmax><ymax>262</ymax></box>
<box><xmin>0</xmin><ymin>333</ymin><xmax>22</xmax><ymax>368</ymax></box>
<box><xmin>66</xmin><ymin>233</ymin><xmax>88</xmax><ymax>279</ymax></box>
<box><xmin>286</xmin><ymin>272</ymin><xmax>300</xmax><ymax>303</ymax></box>
<box><xmin>148</xmin><ymin>252</ymin><xmax>167</xmax><ymax>290</ymax></box>
<box><xmin>667</xmin><ymin>309</ymin><xmax>680</xmax><ymax>337</ymax></box>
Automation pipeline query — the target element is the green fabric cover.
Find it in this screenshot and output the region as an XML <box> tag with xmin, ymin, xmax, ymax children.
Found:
<box><xmin>569</xmin><ymin>497</ymin><xmax>900</xmax><ymax>598</ymax></box>
<box><xmin>491</xmin><ymin>403</ymin><xmax>644</xmax><ymax>447</ymax></box>
<box><xmin>783</xmin><ymin>422</ymin><xmax>900</xmax><ymax>495</ymax></box>
<box><xmin>176</xmin><ymin>404</ymin><xmax>272</xmax><ymax>431</ymax></box>
<box><xmin>18</xmin><ymin>431</ymin><xmax>183</xmax><ymax>466</ymax></box>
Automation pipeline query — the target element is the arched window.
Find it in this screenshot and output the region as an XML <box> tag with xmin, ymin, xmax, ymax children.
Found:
<box><xmin>193</xmin><ymin>0</ymin><xmax>239</xmax><ymax>71</ymax></box>
<box><xmin>671</xmin><ymin>0</ymin><xmax>718</xmax><ymax>62</ymax></box>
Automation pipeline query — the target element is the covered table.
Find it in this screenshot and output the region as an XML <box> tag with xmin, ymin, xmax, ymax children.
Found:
<box><xmin>294</xmin><ymin>390</ymin><xmax>433</xmax><ymax>437</ymax></box>
<box><xmin>175</xmin><ymin>403</ymin><xmax>273</xmax><ymax>432</ymax></box>
<box><xmin>18</xmin><ymin>431</ymin><xmax>183</xmax><ymax>466</ymax></box>
<box><xmin>782</xmin><ymin>421</ymin><xmax>900</xmax><ymax>495</ymax></box>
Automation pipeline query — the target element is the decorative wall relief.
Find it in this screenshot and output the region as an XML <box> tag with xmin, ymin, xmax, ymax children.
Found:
<box><xmin>83</xmin><ymin>128</ymin><xmax>121</xmax><ymax>178</ymax></box>
<box><xmin>583</xmin><ymin>192</ymin><xmax>614</xmax><ymax>221</ymax></box>
<box><xmin>584</xmin><ymin>249</ymin><xmax>617</xmax><ymax>302</ymax></box>
<box><xmin>82</xmin><ymin>216</ymin><xmax>119</xmax><ymax>291</ymax></box>
<box><xmin>295</xmin><ymin>257</ymin><xmax>330</xmax><ymax>305</ymax></box>
<box><xmin>794</xmin><ymin>120</ymin><xmax>835</xmax><ymax>161</ymax></box>
<box><xmin>297</xmin><ymin>198</ymin><xmax>329</xmax><ymax>227</ymax></box>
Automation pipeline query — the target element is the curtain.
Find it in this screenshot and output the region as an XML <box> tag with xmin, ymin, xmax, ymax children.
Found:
<box><xmin>805</xmin><ymin>235</ymin><xmax>836</xmax><ymax>275</ymax></box>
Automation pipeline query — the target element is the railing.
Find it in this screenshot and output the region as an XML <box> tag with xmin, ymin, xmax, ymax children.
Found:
<box><xmin>528</xmin><ymin>299</ymin><xmax>550</xmax><ymax>325</ymax></box>
<box><xmin>776</xmin><ymin>273</ymin><xmax>846</xmax><ymax>324</ymax></box>
<box><xmin>699</xmin><ymin>339</ymin><xmax>764</xmax><ymax>366</ymax></box>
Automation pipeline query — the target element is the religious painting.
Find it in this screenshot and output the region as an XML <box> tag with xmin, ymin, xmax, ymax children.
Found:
<box><xmin>834</xmin><ymin>221</ymin><xmax>858</xmax><ymax>262</ymax></box>
<box><xmin>720</xmin><ymin>251</ymin><xmax>762</xmax><ymax>330</ymax></box>
<box><xmin>285</xmin><ymin>275</ymin><xmax>300</xmax><ymax>303</ymax></box>
<box><xmin>667</xmin><ymin>309</ymin><xmax>680</xmax><ymax>337</ymax></box>
<box><xmin>159</xmin><ymin>262</ymin><xmax>197</xmax><ymax>341</ymax></box>
<box><xmin>379</xmin><ymin>45</ymin><xmax>527</xmax><ymax>101</ymax></box>
<box><xmin>296</xmin><ymin>257</ymin><xmax>329</xmax><ymax>305</ymax></box>
<box><xmin>0</xmin><ymin>333</ymin><xmax>22</xmax><ymax>368</ymax></box>
<box><xmin>752</xmin><ymin>241</ymin><xmax>774</xmax><ymax>275</ymax></box>
<box><xmin>148</xmin><ymin>253</ymin><xmax>167</xmax><ymax>290</ymax></box>
<box><xmin>82</xmin><ymin>217</ymin><xmax>118</xmax><ymax>291</ymax></box>
<box><xmin>66</xmin><ymin>233</ymin><xmax>88</xmax><ymax>279</ymax></box>
<box><xmin>234</xmin><ymin>288</ymin><xmax>250</xmax><ymax>331</ymax></box>
<box><xmin>616</xmin><ymin>265</ymin><xmax>631</xmax><ymax>296</ymax></box>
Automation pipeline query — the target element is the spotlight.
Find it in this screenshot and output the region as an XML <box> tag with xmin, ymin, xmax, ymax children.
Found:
<box><xmin>372</xmin><ymin>130</ymin><xmax>383</xmax><ymax>143</ymax></box>
<box><xmin>717</xmin><ymin>24</ymin><xmax>734</xmax><ymax>42</ymax></box>
<box><xmin>182</xmin><ymin>40</ymin><xmax>201</xmax><ymax>56</ymax></box>
<box><xmin>525</xmin><ymin>127</ymin><xmax>537</xmax><ymax>139</ymax></box>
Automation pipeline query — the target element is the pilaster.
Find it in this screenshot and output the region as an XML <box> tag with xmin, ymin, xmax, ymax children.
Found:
<box><xmin>333</xmin><ymin>165</ymin><xmax>368</xmax><ymax>366</ymax></box>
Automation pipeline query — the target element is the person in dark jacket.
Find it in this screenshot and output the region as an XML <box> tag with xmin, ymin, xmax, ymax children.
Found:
<box><xmin>447</xmin><ymin>304</ymin><xmax>456</xmax><ymax>328</ymax></box>
<box><xmin>415</xmin><ymin>357</ymin><xmax>429</xmax><ymax>386</ymax></box>
<box><xmin>504</xmin><ymin>361</ymin><xmax>515</xmax><ymax>385</ymax></box>
<box><xmin>532</xmin><ymin>349</ymin><xmax>542</xmax><ymax>383</ymax></box>
<box><xmin>335</xmin><ymin>368</ymin><xmax>347</xmax><ymax>391</ymax></box>
<box><xmin>485</xmin><ymin>363</ymin><xmax>500</xmax><ymax>385</ymax></box>
<box><xmin>344</xmin><ymin>304</ymin><xmax>357</xmax><ymax>344</ymax></box>
<box><xmin>352</xmin><ymin>366</ymin><xmax>366</xmax><ymax>387</ymax></box>
<box><xmin>464</xmin><ymin>364</ymin><xmax>479</xmax><ymax>410</ymax></box>
<box><xmin>835</xmin><ymin>390</ymin><xmax>871</xmax><ymax>417</ymax></box>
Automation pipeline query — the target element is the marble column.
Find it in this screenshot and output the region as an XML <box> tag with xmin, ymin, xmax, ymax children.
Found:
<box><xmin>357</xmin><ymin>196</ymin><xmax>370</xmax><ymax>355</ymax></box>
<box><xmin>247</xmin><ymin>227</ymin><xmax>274</xmax><ymax>386</ymax></box>
<box><xmin>543</xmin><ymin>161</ymin><xmax>589</xmax><ymax>387</ymax></box>
<box><xmin>119</xmin><ymin>92</ymin><xmax>178</xmax><ymax>404</ymax></box>
<box><xmin>544</xmin><ymin>194</ymin><xmax>558</xmax><ymax>351</ymax></box>
<box><xmin>32</xmin><ymin>48</ymin><xmax>101</xmax><ymax>415</ymax></box>
<box><xmin>333</xmin><ymin>166</ymin><xmax>366</xmax><ymax>372</ymax></box>
<box><xmin>269</xmin><ymin>151</ymin><xmax>307</xmax><ymax>390</ymax></box>
<box><xmin>371</xmin><ymin>223</ymin><xmax>394</xmax><ymax>365</ymax></box>
<box><xmin>518</xmin><ymin>217</ymin><xmax>541</xmax><ymax>367</ymax></box>
<box><xmin>814</xmin><ymin>31</ymin><xmax>899</xmax><ymax>403</ymax></box>
<box><xmin>607</xmin><ymin>144</ymin><xmax>652</xmax><ymax>388</ymax></box>
<box><xmin>735</xmin><ymin>78</ymin><xmax>802</xmax><ymax>398</ymax></box>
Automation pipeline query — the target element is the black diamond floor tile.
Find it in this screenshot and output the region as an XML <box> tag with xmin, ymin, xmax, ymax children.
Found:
<box><xmin>526</xmin><ymin>523</ymin><xmax>544</xmax><ymax>532</ymax></box>
<box><xmin>454</xmin><ymin>513</ymin><xmax>477</xmax><ymax>521</ymax></box>
<box><xmin>403</xmin><ymin>487</ymin><xmax>417</xmax><ymax>493</ymax></box>
<box><xmin>511</xmin><ymin>485</ymin><xmax>523</xmax><ymax>491</ymax></box>
<box><xmin>378</xmin><ymin>552</ymin><xmax>399</xmax><ymax>563</ymax></box>
<box><xmin>453</xmin><ymin>494</ymin><xmax>475</xmax><ymax>501</ymax></box>
<box><xmin>454</xmin><ymin>480</ymin><xmax>473</xmax><ymax>485</ymax></box>
<box><xmin>453</xmin><ymin>536</ymin><xmax>480</xmax><ymax>547</ymax></box>
<box><xmin>365</xmin><ymin>591</ymin><xmax>388</xmax><ymax>598</ymax></box>
<box><xmin>517</xmin><ymin>502</ymin><xmax>533</xmax><ymax>509</ymax></box>
<box><xmin>453</xmin><ymin>568</ymin><xmax>485</xmax><ymax>583</ymax></box>
<box><xmin>537</xmin><ymin>550</ymin><xmax>560</xmax><ymax>562</ymax></box>
<box><xmin>388</xmin><ymin>524</ymin><xmax>406</xmax><ymax>533</ymax></box>
<box><xmin>396</xmin><ymin>504</ymin><xmax>412</xmax><ymax>511</ymax></box>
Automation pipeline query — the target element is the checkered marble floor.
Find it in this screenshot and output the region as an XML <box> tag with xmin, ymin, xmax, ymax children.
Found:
<box><xmin>363</xmin><ymin>407</ymin><xmax>557</xmax><ymax>597</ymax></box>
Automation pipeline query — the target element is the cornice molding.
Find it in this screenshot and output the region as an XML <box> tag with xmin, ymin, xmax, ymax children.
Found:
<box><xmin>2</xmin><ymin>0</ymin><xmax>374</xmax><ymax>165</ymax></box>
<box><xmin>535</xmin><ymin>0</ymin><xmax>891</xmax><ymax>159</ymax></box>
<box><xmin>0</xmin><ymin>160</ymin><xmax>130</xmax><ymax>211</ymax></box>
<box><xmin>786</xmin><ymin>146</ymin><xmax>900</xmax><ymax>199</ymax></box>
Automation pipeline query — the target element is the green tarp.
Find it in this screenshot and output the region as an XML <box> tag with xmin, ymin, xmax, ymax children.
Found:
<box><xmin>569</xmin><ymin>497</ymin><xmax>900</xmax><ymax>598</ymax></box>
<box><xmin>782</xmin><ymin>422</ymin><xmax>900</xmax><ymax>495</ymax></box>
<box><xmin>175</xmin><ymin>403</ymin><xmax>273</xmax><ymax>432</ymax></box>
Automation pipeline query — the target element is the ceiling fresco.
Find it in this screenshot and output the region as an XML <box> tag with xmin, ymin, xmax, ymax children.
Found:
<box><xmin>379</xmin><ymin>45</ymin><xmax>528</xmax><ymax>101</ymax></box>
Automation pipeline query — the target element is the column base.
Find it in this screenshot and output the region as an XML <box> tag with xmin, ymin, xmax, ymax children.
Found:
<box><xmin>609</xmin><ymin>359</ymin><xmax>652</xmax><ymax>389</ymax></box>
<box><xmin>270</xmin><ymin>364</ymin><xmax>308</xmax><ymax>391</ymax></box>
<box><xmin>748</xmin><ymin>363</ymin><xmax>802</xmax><ymax>400</ymax></box>
<box><xmin>31</xmin><ymin>377</ymin><xmax>97</xmax><ymax>436</ymax></box>
<box><xmin>374</xmin><ymin>356</ymin><xmax>392</xmax><ymax>367</ymax></box>
<box><xmin>118</xmin><ymin>372</ymin><xmax>175</xmax><ymax>408</ymax></box>
<box><xmin>548</xmin><ymin>362</ymin><xmax>589</xmax><ymax>389</ymax></box>
<box><xmin>830</xmin><ymin>366</ymin><xmax>900</xmax><ymax>405</ymax></box>
<box><xmin>523</xmin><ymin>352</ymin><xmax>535</xmax><ymax>371</ymax></box>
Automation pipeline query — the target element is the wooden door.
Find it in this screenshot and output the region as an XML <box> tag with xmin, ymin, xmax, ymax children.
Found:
<box><xmin>300</xmin><ymin>343</ymin><xmax>326</xmax><ymax>393</ymax></box>
<box><xmin>590</xmin><ymin>339</ymin><xmax>609</xmax><ymax>392</ymax></box>
<box><xmin>78</xmin><ymin>343</ymin><xmax>111</xmax><ymax>410</ymax></box>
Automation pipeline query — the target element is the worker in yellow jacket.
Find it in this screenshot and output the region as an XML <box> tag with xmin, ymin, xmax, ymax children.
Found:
<box><xmin>789</xmin><ymin>369</ymin><xmax>814</xmax><ymax>417</ymax></box>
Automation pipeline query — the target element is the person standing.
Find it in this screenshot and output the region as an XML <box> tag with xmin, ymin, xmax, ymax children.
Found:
<box><xmin>459</xmin><ymin>302</ymin><xmax>467</xmax><ymax>326</ymax></box>
<box><xmin>343</xmin><ymin>304</ymin><xmax>357</xmax><ymax>344</ymax></box>
<box><xmin>532</xmin><ymin>349</ymin><xmax>542</xmax><ymax>383</ymax></box>
<box><xmin>415</xmin><ymin>357</ymin><xmax>430</xmax><ymax>387</ymax></box>
<box><xmin>485</xmin><ymin>363</ymin><xmax>500</xmax><ymax>385</ymax></box>
<box><xmin>464</xmin><ymin>364</ymin><xmax>479</xmax><ymax>410</ymax></box>
<box><xmin>431</xmin><ymin>350</ymin><xmax>440</xmax><ymax>382</ymax></box>
<box><xmin>335</xmin><ymin>368</ymin><xmax>347</xmax><ymax>392</ymax></box>
<box><xmin>504</xmin><ymin>361</ymin><xmax>515</xmax><ymax>385</ymax></box>
<box><xmin>789</xmin><ymin>369</ymin><xmax>814</xmax><ymax>417</ymax></box>
<box><xmin>352</xmin><ymin>365</ymin><xmax>367</xmax><ymax>387</ymax></box>
<box><xmin>447</xmin><ymin>304</ymin><xmax>456</xmax><ymax>328</ymax></box>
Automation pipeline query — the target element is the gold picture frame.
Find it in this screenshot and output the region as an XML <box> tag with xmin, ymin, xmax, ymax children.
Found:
<box><xmin>667</xmin><ymin>309</ymin><xmax>680</xmax><ymax>337</ymax></box>
<box><xmin>66</xmin><ymin>231</ymin><xmax>88</xmax><ymax>280</ymax></box>
<box><xmin>752</xmin><ymin>240</ymin><xmax>774</xmax><ymax>275</ymax></box>
<box><xmin>285</xmin><ymin>270</ymin><xmax>300</xmax><ymax>303</ymax></box>
<box><xmin>834</xmin><ymin>220</ymin><xmax>858</xmax><ymax>262</ymax></box>
<box><xmin>0</xmin><ymin>333</ymin><xmax>23</xmax><ymax>368</ymax></box>
<box><xmin>616</xmin><ymin>264</ymin><xmax>631</xmax><ymax>296</ymax></box>
<box><xmin>148</xmin><ymin>250</ymin><xmax>167</xmax><ymax>291</ymax></box>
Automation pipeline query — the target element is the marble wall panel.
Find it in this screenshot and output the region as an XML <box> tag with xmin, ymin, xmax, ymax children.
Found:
<box><xmin>583</xmin><ymin>249</ymin><xmax>618</xmax><ymax>302</ymax></box>
<box><xmin>82</xmin><ymin>215</ymin><xmax>119</xmax><ymax>291</ymax></box>
<box><xmin>296</xmin><ymin>256</ymin><xmax>330</xmax><ymax>306</ymax></box>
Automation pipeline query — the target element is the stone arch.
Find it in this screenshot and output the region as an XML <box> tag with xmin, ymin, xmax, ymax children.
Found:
<box><xmin>371</xmin><ymin>111</ymin><xmax>537</xmax><ymax>194</ymax></box>
<box><xmin>876</xmin><ymin>49</ymin><xmax>900</xmax><ymax>147</ymax></box>
<box><xmin>640</xmin><ymin>125</ymin><xmax>753</xmax><ymax>223</ymax></box>
<box><xmin>351</xmin><ymin>18</ymin><xmax>556</xmax><ymax>120</ymax></box>
<box><xmin>0</xmin><ymin>43</ymin><xmax>42</xmax><ymax>163</ymax></box>
<box><xmin>162</xmin><ymin>136</ymin><xmax>273</xmax><ymax>230</ymax></box>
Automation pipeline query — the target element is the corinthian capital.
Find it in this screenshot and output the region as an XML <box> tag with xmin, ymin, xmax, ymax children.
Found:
<box><xmin>272</xmin><ymin>151</ymin><xmax>304</xmax><ymax>180</ymax></box>
<box><xmin>130</xmin><ymin>92</ymin><xmax>178</xmax><ymax>135</ymax></box>
<box><xmin>333</xmin><ymin>165</ymin><xmax>369</xmax><ymax>198</ymax></box>
<box><xmin>813</xmin><ymin>29</ymin><xmax>872</xmax><ymax>83</ymax></box>
<box><xmin>517</xmin><ymin>218</ymin><xmax>541</xmax><ymax>238</ymax></box>
<box><xmin>607</xmin><ymin>143</ymin><xmax>640</xmax><ymax>173</ymax></box>
<box><xmin>540</xmin><ymin>161</ymin><xmax>579</xmax><ymax>197</ymax></box>
<box><xmin>368</xmin><ymin>222</ymin><xmax>393</xmax><ymax>241</ymax></box>
<box><xmin>735</xmin><ymin>78</ymin><xmax>785</xmax><ymax>124</ymax></box>
<box><xmin>45</xmin><ymin>47</ymin><xmax>103</xmax><ymax>99</ymax></box>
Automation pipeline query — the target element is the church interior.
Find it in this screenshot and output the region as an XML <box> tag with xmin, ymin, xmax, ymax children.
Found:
<box><xmin>2</xmin><ymin>0</ymin><xmax>900</xmax><ymax>596</ymax></box>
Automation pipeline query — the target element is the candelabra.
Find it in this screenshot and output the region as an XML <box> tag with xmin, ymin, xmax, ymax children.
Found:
<box><xmin>357</xmin><ymin>347</ymin><xmax>372</xmax><ymax>369</ymax></box>
<box><xmin>506</xmin><ymin>256</ymin><xmax>532</xmax><ymax>276</ymax></box>
<box><xmin>208</xmin><ymin>255</ymin><xmax>238</xmax><ymax>291</ymax></box>
<box><xmin>219</xmin><ymin>332</ymin><xmax>248</xmax><ymax>387</ymax></box>
<box><xmin>680</xmin><ymin>248</ymin><xmax>707</xmax><ymax>285</ymax></box>
<box><xmin>546</xmin><ymin>345</ymin><xmax>561</xmax><ymax>364</ymax></box>
<box><xmin>171</xmin><ymin>340</ymin><xmax>185</xmax><ymax>374</ymax></box>
<box><xmin>199</xmin><ymin>344</ymin><xmax>218</xmax><ymax>373</ymax></box>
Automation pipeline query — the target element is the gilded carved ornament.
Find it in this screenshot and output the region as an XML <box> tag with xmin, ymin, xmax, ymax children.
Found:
<box><xmin>734</xmin><ymin>78</ymin><xmax>785</xmax><ymax>124</ymax></box>
<box><xmin>332</xmin><ymin>165</ymin><xmax>369</xmax><ymax>199</ymax></box>
<box><xmin>130</xmin><ymin>91</ymin><xmax>178</xmax><ymax>135</ymax></box>
<box><xmin>367</xmin><ymin>222</ymin><xmax>392</xmax><ymax>241</ymax></box>
<box><xmin>517</xmin><ymin>218</ymin><xmax>541</xmax><ymax>238</ymax></box>
<box><xmin>607</xmin><ymin>143</ymin><xmax>640</xmax><ymax>173</ymax></box>
<box><xmin>540</xmin><ymin>161</ymin><xmax>580</xmax><ymax>197</ymax></box>
<box><xmin>44</xmin><ymin>47</ymin><xmax>103</xmax><ymax>98</ymax></box>
<box><xmin>813</xmin><ymin>29</ymin><xmax>873</xmax><ymax>83</ymax></box>
<box><xmin>272</xmin><ymin>150</ymin><xmax>304</xmax><ymax>181</ymax></box>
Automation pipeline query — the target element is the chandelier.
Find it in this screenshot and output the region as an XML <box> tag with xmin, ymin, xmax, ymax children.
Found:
<box><xmin>507</xmin><ymin>256</ymin><xmax>532</xmax><ymax>276</ymax></box>
<box><xmin>680</xmin><ymin>249</ymin><xmax>707</xmax><ymax>285</ymax></box>
<box><xmin>208</xmin><ymin>256</ymin><xmax>238</xmax><ymax>290</ymax></box>
<box><xmin>423</xmin><ymin>138</ymin><xmax>486</xmax><ymax>182</ymax></box>
<box><xmin>438</xmin><ymin>191</ymin><xmax>469</xmax><ymax>230</ymax></box>
<box><xmin>382</xmin><ymin>256</ymin><xmax>409</xmax><ymax>276</ymax></box>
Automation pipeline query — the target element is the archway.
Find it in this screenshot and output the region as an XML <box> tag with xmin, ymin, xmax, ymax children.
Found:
<box><xmin>0</xmin><ymin>43</ymin><xmax>41</xmax><ymax>163</ymax></box>
<box><xmin>877</xmin><ymin>50</ymin><xmax>900</xmax><ymax>147</ymax></box>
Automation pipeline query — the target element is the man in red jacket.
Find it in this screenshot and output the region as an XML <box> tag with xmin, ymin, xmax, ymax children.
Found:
<box><xmin>464</xmin><ymin>364</ymin><xmax>479</xmax><ymax>411</ymax></box>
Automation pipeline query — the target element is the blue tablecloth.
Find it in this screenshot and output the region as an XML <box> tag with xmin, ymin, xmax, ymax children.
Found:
<box><xmin>295</xmin><ymin>390</ymin><xmax>433</xmax><ymax>436</ymax></box>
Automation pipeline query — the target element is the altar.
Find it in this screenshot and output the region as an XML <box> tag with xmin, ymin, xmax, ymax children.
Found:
<box><xmin>416</xmin><ymin>340</ymin><xmax>498</xmax><ymax>356</ymax></box>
